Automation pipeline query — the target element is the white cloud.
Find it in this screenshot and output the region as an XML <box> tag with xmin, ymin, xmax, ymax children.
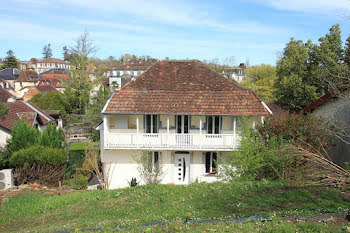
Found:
<box><xmin>255</xmin><ymin>0</ymin><xmax>350</xmax><ymax>16</ymax></box>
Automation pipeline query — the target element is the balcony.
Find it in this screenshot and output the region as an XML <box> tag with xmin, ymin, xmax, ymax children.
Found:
<box><xmin>104</xmin><ymin>133</ymin><xmax>239</xmax><ymax>151</ymax></box>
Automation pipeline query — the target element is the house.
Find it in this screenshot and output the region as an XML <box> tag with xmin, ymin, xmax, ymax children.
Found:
<box><xmin>38</xmin><ymin>73</ymin><xmax>70</xmax><ymax>93</ymax></box>
<box><xmin>222</xmin><ymin>63</ymin><xmax>246</xmax><ymax>82</ymax></box>
<box><xmin>23</xmin><ymin>85</ymin><xmax>60</xmax><ymax>102</ymax></box>
<box><xmin>14</xmin><ymin>70</ymin><xmax>40</xmax><ymax>97</ymax></box>
<box><xmin>0</xmin><ymin>68</ymin><xmax>21</xmax><ymax>85</ymax></box>
<box><xmin>0</xmin><ymin>86</ymin><xmax>16</xmax><ymax>102</ymax></box>
<box><xmin>97</xmin><ymin>60</ymin><xmax>272</xmax><ymax>189</ymax></box>
<box><xmin>29</xmin><ymin>57</ymin><xmax>71</xmax><ymax>74</ymax></box>
<box><xmin>108</xmin><ymin>60</ymin><xmax>155</xmax><ymax>90</ymax></box>
<box><xmin>0</xmin><ymin>78</ymin><xmax>15</xmax><ymax>95</ymax></box>
<box><xmin>300</xmin><ymin>90</ymin><xmax>350</xmax><ymax>166</ymax></box>
<box><xmin>0</xmin><ymin>101</ymin><xmax>54</xmax><ymax>146</ymax></box>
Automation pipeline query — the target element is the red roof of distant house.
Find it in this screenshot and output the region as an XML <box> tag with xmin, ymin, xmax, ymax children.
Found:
<box><xmin>0</xmin><ymin>86</ymin><xmax>15</xmax><ymax>102</ymax></box>
<box><xmin>39</xmin><ymin>74</ymin><xmax>69</xmax><ymax>88</ymax></box>
<box><xmin>0</xmin><ymin>101</ymin><xmax>53</xmax><ymax>132</ymax></box>
<box><xmin>23</xmin><ymin>85</ymin><xmax>60</xmax><ymax>102</ymax></box>
<box><xmin>16</xmin><ymin>70</ymin><xmax>39</xmax><ymax>82</ymax></box>
<box><xmin>104</xmin><ymin>60</ymin><xmax>271</xmax><ymax>115</ymax></box>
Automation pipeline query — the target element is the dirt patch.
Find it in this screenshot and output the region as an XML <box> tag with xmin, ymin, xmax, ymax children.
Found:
<box><xmin>283</xmin><ymin>213</ymin><xmax>349</xmax><ymax>223</ymax></box>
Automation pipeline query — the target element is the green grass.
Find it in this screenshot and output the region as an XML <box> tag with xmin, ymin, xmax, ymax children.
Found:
<box><xmin>0</xmin><ymin>181</ymin><xmax>349</xmax><ymax>232</ymax></box>
<box><xmin>69</xmin><ymin>142</ymin><xmax>99</xmax><ymax>151</ymax></box>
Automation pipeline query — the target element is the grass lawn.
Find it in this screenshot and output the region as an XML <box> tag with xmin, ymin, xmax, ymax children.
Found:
<box><xmin>69</xmin><ymin>142</ymin><xmax>99</xmax><ymax>151</ymax></box>
<box><xmin>0</xmin><ymin>181</ymin><xmax>349</xmax><ymax>232</ymax></box>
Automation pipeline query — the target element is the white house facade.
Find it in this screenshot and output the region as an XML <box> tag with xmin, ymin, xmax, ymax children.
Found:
<box><xmin>98</xmin><ymin>60</ymin><xmax>272</xmax><ymax>189</ymax></box>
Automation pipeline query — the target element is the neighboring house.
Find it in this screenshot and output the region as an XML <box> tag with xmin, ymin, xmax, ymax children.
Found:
<box><xmin>23</xmin><ymin>85</ymin><xmax>59</xmax><ymax>102</ymax></box>
<box><xmin>0</xmin><ymin>86</ymin><xmax>16</xmax><ymax>102</ymax></box>
<box><xmin>300</xmin><ymin>91</ymin><xmax>350</xmax><ymax>166</ymax></box>
<box><xmin>29</xmin><ymin>57</ymin><xmax>71</xmax><ymax>74</ymax></box>
<box><xmin>38</xmin><ymin>73</ymin><xmax>69</xmax><ymax>93</ymax></box>
<box><xmin>0</xmin><ymin>78</ymin><xmax>15</xmax><ymax>95</ymax></box>
<box><xmin>38</xmin><ymin>68</ymin><xmax>70</xmax><ymax>79</ymax></box>
<box><xmin>222</xmin><ymin>63</ymin><xmax>246</xmax><ymax>82</ymax></box>
<box><xmin>108</xmin><ymin>60</ymin><xmax>155</xmax><ymax>90</ymax></box>
<box><xmin>0</xmin><ymin>101</ymin><xmax>54</xmax><ymax>146</ymax></box>
<box><xmin>0</xmin><ymin>68</ymin><xmax>21</xmax><ymax>86</ymax></box>
<box><xmin>14</xmin><ymin>70</ymin><xmax>40</xmax><ymax>97</ymax></box>
<box><xmin>97</xmin><ymin>60</ymin><xmax>272</xmax><ymax>189</ymax></box>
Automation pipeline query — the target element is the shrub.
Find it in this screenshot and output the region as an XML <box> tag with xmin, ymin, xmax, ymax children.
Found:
<box><xmin>257</xmin><ymin>113</ymin><xmax>332</xmax><ymax>152</ymax></box>
<box><xmin>63</xmin><ymin>172</ymin><xmax>89</xmax><ymax>190</ymax></box>
<box><xmin>10</xmin><ymin>145</ymin><xmax>66</xmax><ymax>185</ymax></box>
<box><xmin>38</xmin><ymin>123</ymin><xmax>65</xmax><ymax>149</ymax></box>
<box><xmin>128</xmin><ymin>177</ymin><xmax>138</xmax><ymax>187</ymax></box>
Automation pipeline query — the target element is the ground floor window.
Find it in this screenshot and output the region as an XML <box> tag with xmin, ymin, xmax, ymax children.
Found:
<box><xmin>149</xmin><ymin>151</ymin><xmax>159</xmax><ymax>172</ymax></box>
<box><xmin>205</xmin><ymin>152</ymin><xmax>217</xmax><ymax>174</ymax></box>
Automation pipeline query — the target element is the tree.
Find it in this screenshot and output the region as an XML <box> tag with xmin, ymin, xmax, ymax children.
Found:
<box><xmin>64</xmin><ymin>31</ymin><xmax>95</xmax><ymax>114</ymax></box>
<box><xmin>344</xmin><ymin>35</ymin><xmax>350</xmax><ymax>67</ymax></box>
<box><xmin>38</xmin><ymin>123</ymin><xmax>65</xmax><ymax>149</ymax></box>
<box><xmin>274</xmin><ymin>38</ymin><xmax>318</xmax><ymax>112</ymax></box>
<box><xmin>42</xmin><ymin>44</ymin><xmax>53</xmax><ymax>59</ymax></box>
<box><xmin>0</xmin><ymin>103</ymin><xmax>8</xmax><ymax>119</ymax></box>
<box><xmin>245</xmin><ymin>64</ymin><xmax>276</xmax><ymax>82</ymax></box>
<box><xmin>63</xmin><ymin>46</ymin><xmax>71</xmax><ymax>61</ymax></box>
<box><xmin>2</xmin><ymin>50</ymin><xmax>19</xmax><ymax>69</ymax></box>
<box><xmin>31</xmin><ymin>92</ymin><xmax>69</xmax><ymax>118</ymax></box>
<box><xmin>87</xmin><ymin>86</ymin><xmax>111</xmax><ymax>124</ymax></box>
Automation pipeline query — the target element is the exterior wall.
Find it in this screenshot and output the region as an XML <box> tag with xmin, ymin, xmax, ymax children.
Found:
<box><xmin>311</xmin><ymin>95</ymin><xmax>350</xmax><ymax>166</ymax></box>
<box><xmin>0</xmin><ymin>129</ymin><xmax>11</xmax><ymax>147</ymax></box>
<box><xmin>102</xmin><ymin>149</ymin><xmax>224</xmax><ymax>189</ymax></box>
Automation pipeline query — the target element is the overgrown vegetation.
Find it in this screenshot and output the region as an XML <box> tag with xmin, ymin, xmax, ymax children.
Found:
<box><xmin>133</xmin><ymin>151</ymin><xmax>164</xmax><ymax>185</ymax></box>
<box><xmin>0</xmin><ymin>182</ymin><xmax>348</xmax><ymax>232</ymax></box>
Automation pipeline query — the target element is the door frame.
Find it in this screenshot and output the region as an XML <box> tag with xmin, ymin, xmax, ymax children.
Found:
<box><xmin>174</xmin><ymin>152</ymin><xmax>190</xmax><ymax>185</ymax></box>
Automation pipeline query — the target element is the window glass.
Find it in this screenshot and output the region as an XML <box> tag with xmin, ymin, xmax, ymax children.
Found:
<box><xmin>145</xmin><ymin>115</ymin><xmax>151</xmax><ymax>133</ymax></box>
<box><xmin>207</xmin><ymin>116</ymin><xmax>213</xmax><ymax>134</ymax></box>
<box><xmin>152</xmin><ymin>115</ymin><xmax>158</xmax><ymax>133</ymax></box>
<box><xmin>205</xmin><ymin>152</ymin><xmax>211</xmax><ymax>173</ymax></box>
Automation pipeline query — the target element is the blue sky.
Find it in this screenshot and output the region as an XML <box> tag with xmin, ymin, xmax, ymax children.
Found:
<box><xmin>1</xmin><ymin>0</ymin><xmax>350</xmax><ymax>65</ymax></box>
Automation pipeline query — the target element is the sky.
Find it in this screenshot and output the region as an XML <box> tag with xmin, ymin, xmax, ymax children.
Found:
<box><xmin>1</xmin><ymin>0</ymin><xmax>350</xmax><ymax>65</ymax></box>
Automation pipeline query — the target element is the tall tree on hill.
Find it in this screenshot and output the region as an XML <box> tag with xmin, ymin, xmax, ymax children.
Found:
<box><xmin>64</xmin><ymin>31</ymin><xmax>95</xmax><ymax>114</ymax></box>
<box><xmin>2</xmin><ymin>50</ymin><xmax>19</xmax><ymax>69</ymax></box>
<box><xmin>42</xmin><ymin>43</ymin><xmax>53</xmax><ymax>59</ymax></box>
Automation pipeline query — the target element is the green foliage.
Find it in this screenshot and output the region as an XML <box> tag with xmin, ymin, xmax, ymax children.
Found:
<box><xmin>226</xmin><ymin>118</ymin><xmax>296</xmax><ymax>181</ymax></box>
<box><xmin>63</xmin><ymin>172</ymin><xmax>89</xmax><ymax>190</ymax></box>
<box><xmin>245</xmin><ymin>64</ymin><xmax>276</xmax><ymax>82</ymax></box>
<box><xmin>87</xmin><ymin>86</ymin><xmax>111</xmax><ymax>125</ymax></box>
<box><xmin>0</xmin><ymin>182</ymin><xmax>349</xmax><ymax>232</ymax></box>
<box><xmin>38</xmin><ymin>123</ymin><xmax>65</xmax><ymax>149</ymax></box>
<box><xmin>344</xmin><ymin>35</ymin><xmax>350</xmax><ymax>67</ymax></box>
<box><xmin>274</xmin><ymin>24</ymin><xmax>349</xmax><ymax>112</ymax></box>
<box><xmin>2</xmin><ymin>50</ymin><xmax>19</xmax><ymax>69</ymax></box>
<box><xmin>0</xmin><ymin>103</ymin><xmax>9</xmax><ymax>118</ymax></box>
<box><xmin>64</xmin><ymin>32</ymin><xmax>95</xmax><ymax>114</ymax></box>
<box><xmin>9</xmin><ymin>145</ymin><xmax>65</xmax><ymax>166</ymax></box>
<box><xmin>128</xmin><ymin>177</ymin><xmax>138</xmax><ymax>187</ymax></box>
<box><xmin>6</xmin><ymin>120</ymin><xmax>40</xmax><ymax>155</ymax></box>
<box><xmin>274</xmin><ymin>38</ymin><xmax>318</xmax><ymax>112</ymax></box>
<box><xmin>30</xmin><ymin>92</ymin><xmax>69</xmax><ymax>118</ymax></box>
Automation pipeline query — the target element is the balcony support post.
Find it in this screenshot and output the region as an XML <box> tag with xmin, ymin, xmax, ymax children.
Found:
<box><xmin>167</xmin><ymin>115</ymin><xmax>170</xmax><ymax>134</ymax></box>
<box><xmin>136</xmin><ymin>115</ymin><xmax>139</xmax><ymax>149</ymax></box>
<box><xmin>233</xmin><ymin>117</ymin><xmax>236</xmax><ymax>148</ymax></box>
<box><xmin>261</xmin><ymin>116</ymin><xmax>265</xmax><ymax>124</ymax></box>
<box><xmin>199</xmin><ymin>116</ymin><xmax>202</xmax><ymax>149</ymax></box>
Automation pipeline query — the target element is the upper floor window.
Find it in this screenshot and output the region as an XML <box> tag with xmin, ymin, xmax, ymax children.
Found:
<box><xmin>207</xmin><ymin>116</ymin><xmax>220</xmax><ymax>134</ymax></box>
<box><xmin>176</xmin><ymin>115</ymin><xmax>189</xmax><ymax>134</ymax></box>
<box><xmin>145</xmin><ymin>115</ymin><xmax>158</xmax><ymax>133</ymax></box>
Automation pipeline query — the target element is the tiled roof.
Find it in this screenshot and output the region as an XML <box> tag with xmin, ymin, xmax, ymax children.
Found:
<box><xmin>104</xmin><ymin>60</ymin><xmax>270</xmax><ymax>116</ymax></box>
<box><xmin>39</xmin><ymin>74</ymin><xmax>69</xmax><ymax>88</ymax></box>
<box><xmin>36</xmin><ymin>85</ymin><xmax>60</xmax><ymax>93</ymax></box>
<box><xmin>39</xmin><ymin>57</ymin><xmax>68</xmax><ymax>64</ymax></box>
<box><xmin>0</xmin><ymin>86</ymin><xmax>15</xmax><ymax>102</ymax></box>
<box><xmin>16</xmin><ymin>70</ymin><xmax>39</xmax><ymax>82</ymax></box>
<box><xmin>0</xmin><ymin>101</ymin><xmax>53</xmax><ymax>131</ymax></box>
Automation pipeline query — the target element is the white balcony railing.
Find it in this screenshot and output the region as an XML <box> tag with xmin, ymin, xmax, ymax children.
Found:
<box><xmin>104</xmin><ymin>133</ymin><xmax>239</xmax><ymax>151</ymax></box>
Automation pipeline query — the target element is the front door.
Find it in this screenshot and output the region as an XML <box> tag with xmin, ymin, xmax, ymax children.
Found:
<box><xmin>174</xmin><ymin>153</ymin><xmax>190</xmax><ymax>185</ymax></box>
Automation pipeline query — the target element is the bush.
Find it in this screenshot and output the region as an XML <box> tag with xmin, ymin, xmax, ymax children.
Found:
<box><xmin>257</xmin><ymin>113</ymin><xmax>332</xmax><ymax>152</ymax></box>
<box><xmin>63</xmin><ymin>172</ymin><xmax>89</xmax><ymax>190</ymax></box>
<box><xmin>10</xmin><ymin>145</ymin><xmax>66</xmax><ymax>185</ymax></box>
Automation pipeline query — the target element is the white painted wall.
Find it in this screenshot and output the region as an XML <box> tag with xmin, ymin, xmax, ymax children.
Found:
<box><xmin>102</xmin><ymin>149</ymin><xmax>226</xmax><ymax>189</ymax></box>
<box><xmin>0</xmin><ymin>129</ymin><xmax>11</xmax><ymax>147</ymax></box>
